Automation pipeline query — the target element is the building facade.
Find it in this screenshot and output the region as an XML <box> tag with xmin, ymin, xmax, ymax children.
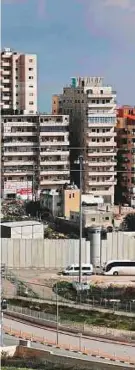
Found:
<box><xmin>1</xmin><ymin>48</ymin><xmax>37</xmax><ymax>114</ymax></box>
<box><xmin>39</xmin><ymin>114</ymin><xmax>70</xmax><ymax>190</ymax></box>
<box><xmin>2</xmin><ymin>114</ymin><xmax>70</xmax><ymax>199</ymax></box>
<box><xmin>116</xmin><ymin>106</ymin><xmax>135</xmax><ymax>205</ymax></box>
<box><xmin>52</xmin><ymin>77</ymin><xmax>117</xmax><ymax>204</ymax></box>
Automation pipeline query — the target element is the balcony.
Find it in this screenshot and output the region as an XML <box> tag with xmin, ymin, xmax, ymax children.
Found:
<box><xmin>87</xmin><ymin>141</ymin><xmax>116</xmax><ymax>147</ymax></box>
<box><xmin>3</xmin><ymin>132</ymin><xmax>37</xmax><ymax>137</ymax></box>
<box><xmin>87</xmin><ymin>161</ymin><xmax>117</xmax><ymax>166</ymax></box>
<box><xmin>88</xmin><ymin>171</ymin><xmax>117</xmax><ymax>176</ymax></box>
<box><xmin>40</xmin><ymin>179</ymin><xmax>70</xmax><ymax>185</ymax></box>
<box><xmin>4</xmin><ymin>141</ymin><xmax>38</xmax><ymax>147</ymax></box>
<box><xmin>2</xmin><ymin>87</ymin><xmax>10</xmax><ymax>92</ymax></box>
<box><xmin>4</xmin><ymin>160</ymin><xmax>34</xmax><ymax>166</ymax></box>
<box><xmin>40</xmin><ymin>121</ymin><xmax>69</xmax><ymax>127</ymax></box>
<box><xmin>87</xmin><ymin>152</ymin><xmax>116</xmax><ymax>157</ymax></box>
<box><xmin>2</xmin><ymin>78</ymin><xmax>10</xmax><ymax>84</ymax></box>
<box><xmin>40</xmin><ymin>150</ymin><xmax>69</xmax><ymax>156</ymax></box>
<box><xmin>88</xmin><ymin>102</ymin><xmax>115</xmax><ymax>109</ymax></box>
<box><xmin>88</xmin><ymin>181</ymin><xmax>117</xmax><ymax>186</ymax></box>
<box><xmin>1</xmin><ymin>61</ymin><xmax>11</xmax><ymax>67</ymax></box>
<box><xmin>40</xmin><ymin>141</ymin><xmax>69</xmax><ymax>146</ymax></box>
<box><xmin>4</xmin><ymin>170</ymin><xmax>33</xmax><ymax>176</ymax></box>
<box><xmin>40</xmin><ymin>132</ymin><xmax>68</xmax><ymax>137</ymax></box>
<box><xmin>4</xmin><ymin>121</ymin><xmax>38</xmax><ymax>127</ymax></box>
<box><xmin>40</xmin><ymin>170</ymin><xmax>69</xmax><ymax>175</ymax></box>
<box><xmin>88</xmin><ymin>122</ymin><xmax>116</xmax><ymax>128</ymax></box>
<box><xmin>40</xmin><ymin>161</ymin><xmax>69</xmax><ymax>166</ymax></box>
<box><xmin>4</xmin><ymin>151</ymin><xmax>36</xmax><ymax>156</ymax></box>
<box><xmin>87</xmin><ymin>132</ymin><xmax>116</xmax><ymax>137</ymax></box>
<box><xmin>87</xmin><ymin>92</ymin><xmax>116</xmax><ymax>98</ymax></box>
<box><xmin>2</xmin><ymin>70</ymin><xmax>11</xmax><ymax>76</ymax></box>
<box><xmin>86</xmin><ymin>189</ymin><xmax>114</xmax><ymax>195</ymax></box>
<box><xmin>2</xmin><ymin>95</ymin><xmax>10</xmax><ymax>100</ymax></box>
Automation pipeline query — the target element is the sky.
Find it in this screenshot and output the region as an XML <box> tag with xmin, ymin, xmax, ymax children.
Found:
<box><xmin>2</xmin><ymin>0</ymin><xmax>135</xmax><ymax>112</ymax></box>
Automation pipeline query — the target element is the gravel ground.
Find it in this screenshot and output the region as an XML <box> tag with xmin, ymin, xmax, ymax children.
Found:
<box><xmin>3</xmin><ymin>269</ymin><xmax>135</xmax><ymax>300</ymax></box>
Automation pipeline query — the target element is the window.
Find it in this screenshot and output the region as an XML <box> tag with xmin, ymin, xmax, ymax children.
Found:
<box><xmin>29</xmin><ymin>59</ymin><xmax>33</xmax><ymax>62</ymax></box>
<box><xmin>29</xmin><ymin>85</ymin><xmax>33</xmax><ymax>88</ymax></box>
<box><xmin>29</xmin><ymin>76</ymin><xmax>33</xmax><ymax>79</ymax></box>
<box><xmin>91</xmin><ymin>218</ymin><xmax>95</xmax><ymax>221</ymax></box>
<box><xmin>74</xmin><ymin>267</ymin><xmax>79</xmax><ymax>271</ymax></box>
<box><xmin>29</xmin><ymin>93</ymin><xmax>34</xmax><ymax>96</ymax></box>
<box><xmin>29</xmin><ymin>67</ymin><xmax>33</xmax><ymax>71</ymax></box>
<box><xmin>29</xmin><ymin>101</ymin><xmax>34</xmax><ymax>105</ymax></box>
<box><xmin>73</xmin><ymin>193</ymin><xmax>74</xmax><ymax>198</ymax></box>
<box><xmin>16</xmin><ymin>76</ymin><xmax>18</xmax><ymax>79</ymax></box>
<box><xmin>69</xmin><ymin>194</ymin><xmax>71</xmax><ymax>198</ymax></box>
<box><xmin>82</xmin><ymin>266</ymin><xmax>91</xmax><ymax>271</ymax></box>
<box><xmin>16</xmin><ymin>93</ymin><xmax>18</xmax><ymax>96</ymax></box>
<box><xmin>105</xmin><ymin>216</ymin><xmax>109</xmax><ymax>220</ymax></box>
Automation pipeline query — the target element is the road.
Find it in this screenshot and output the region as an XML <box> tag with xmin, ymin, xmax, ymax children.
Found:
<box><xmin>3</xmin><ymin>317</ymin><xmax>135</xmax><ymax>360</ymax></box>
<box><xmin>2</xmin><ymin>334</ymin><xmax>134</xmax><ymax>368</ymax></box>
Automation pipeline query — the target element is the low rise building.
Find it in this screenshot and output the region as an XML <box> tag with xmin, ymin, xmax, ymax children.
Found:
<box><xmin>70</xmin><ymin>209</ymin><xmax>113</xmax><ymax>228</ymax></box>
<box><xmin>40</xmin><ymin>184</ymin><xmax>104</xmax><ymax>218</ymax></box>
<box><xmin>1</xmin><ymin>220</ymin><xmax>44</xmax><ymax>239</ymax></box>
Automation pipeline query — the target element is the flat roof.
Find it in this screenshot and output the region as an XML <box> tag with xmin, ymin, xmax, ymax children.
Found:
<box><xmin>1</xmin><ymin>221</ymin><xmax>43</xmax><ymax>228</ymax></box>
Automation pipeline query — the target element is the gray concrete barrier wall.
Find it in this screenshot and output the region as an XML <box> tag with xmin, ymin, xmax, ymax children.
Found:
<box><xmin>1</xmin><ymin>238</ymin><xmax>90</xmax><ymax>269</ymax></box>
<box><xmin>1</xmin><ymin>232</ymin><xmax>135</xmax><ymax>269</ymax></box>
<box><xmin>101</xmin><ymin>232</ymin><xmax>135</xmax><ymax>262</ymax></box>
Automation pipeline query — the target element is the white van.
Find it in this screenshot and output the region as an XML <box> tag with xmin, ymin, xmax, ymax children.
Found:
<box><xmin>61</xmin><ymin>263</ymin><xmax>93</xmax><ymax>276</ymax></box>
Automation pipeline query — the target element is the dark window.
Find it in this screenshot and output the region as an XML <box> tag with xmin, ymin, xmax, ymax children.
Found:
<box><xmin>74</xmin><ymin>267</ymin><xmax>79</xmax><ymax>271</ymax></box>
<box><xmin>82</xmin><ymin>266</ymin><xmax>91</xmax><ymax>271</ymax></box>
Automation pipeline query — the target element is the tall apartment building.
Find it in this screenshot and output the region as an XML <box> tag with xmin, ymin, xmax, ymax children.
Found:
<box><xmin>1</xmin><ymin>48</ymin><xmax>37</xmax><ymax>114</ymax></box>
<box><xmin>52</xmin><ymin>77</ymin><xmax>117</xmax><ymax>204</ymax></box>
<box><xmin>116</xmin><ymin>106</ymin><xmax>135</xmax><ymax>205</ymax></box>
<box><xmin>39</xmin><ymin>114</ymin><xmax>70</xmax><ymax>190</ymax></box>
<box><xmin>2</xmin><ymin>114</ymin><xmax>70</xmax><ymax>199</ymax></box>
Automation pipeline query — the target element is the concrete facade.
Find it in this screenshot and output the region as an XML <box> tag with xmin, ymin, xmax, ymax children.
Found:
<box><xmin>1</xmin><ymin>48</ymin><xmax>37</xmax><ymax>114</ymax></box>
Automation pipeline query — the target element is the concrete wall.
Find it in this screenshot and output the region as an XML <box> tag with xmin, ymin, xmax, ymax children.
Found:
<box><xmin>1</xmin><ymin>232</ymin><xmax>135</xmax><ymax>269</ymax></box>
<box><xmin>101</xmin><ymin>232</ymin><xmax>135</xmax><ymax>262</ymax></box>
<box><xmin>11</xmin><ymin>224</ymin><xmax>44</xmax><ymax>239</ymax></box>
<box><xmin>1</xmin><ymin>238</ymin><xmax>90</xmax><ymax>268</ymax></box>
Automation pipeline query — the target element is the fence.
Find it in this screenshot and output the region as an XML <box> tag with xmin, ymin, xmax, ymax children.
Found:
<box><xmin>5</xmin><ymin>304</ymin><xmax>135</xmax><ymax>345</ymax></box>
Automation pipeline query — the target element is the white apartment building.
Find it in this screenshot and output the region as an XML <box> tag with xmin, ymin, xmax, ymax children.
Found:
<box><xmin>39</xmin><ymin>115</ymin><xmax>70</xmax><ymax>190</ymax></box>
<box><xmin>2</xmin><ymin>114</ymin><xmax>39</xmax><ymax>200</ymax></box>
<box><xmin>53</xmin><ymin>77</ymin><xmax>117</xmax><ymax>204</ymax></box>
<box><xmin>2</xmin><ymin>114</ymin><xmax>70</xmax><ymax>199</ymax></box>
<box><xmin>1</xmin><ymin>48</ymin><xmax>37</xmax><ymax>114</ymax></box>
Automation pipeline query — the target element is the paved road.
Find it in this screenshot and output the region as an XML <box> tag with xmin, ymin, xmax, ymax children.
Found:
<box><xmin>3</xmin><ymin>317</ymin><xmax>135</xmax><ymax>360</ymax></box>
<box><xmin>2</xmin><ymin>334</ymin><xmax>134</xmax><ymax>368</ymax></box>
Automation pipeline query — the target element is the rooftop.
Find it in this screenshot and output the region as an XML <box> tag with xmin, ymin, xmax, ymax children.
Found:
<box><xmin>1</xmin><ymin>220</ymin><xmax>43</xmax><ymax>228</ymax></box>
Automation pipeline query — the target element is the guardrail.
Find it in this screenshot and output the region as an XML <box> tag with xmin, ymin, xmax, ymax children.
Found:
<box><xmin>3</xmin><ymin>324</ymin><xmax>135</xmax><ymax>366</ymax></box>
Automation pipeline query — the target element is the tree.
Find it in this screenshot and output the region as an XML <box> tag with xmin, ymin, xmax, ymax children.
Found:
<box><xmin>124</xmin><ymin>213</ymin><xmax>135</xmax><ymax>231</ymax></box>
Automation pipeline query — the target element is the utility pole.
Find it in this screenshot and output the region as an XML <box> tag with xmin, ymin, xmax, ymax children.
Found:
<box><xmin>79</xmin><ymin>155</ymin><xmax>83</xmax><ymax>285</ymax></box>
<box><xmin>56</xmin><ymin>284</ymin><xmax>59</xmax><ymax>345</ymax></box>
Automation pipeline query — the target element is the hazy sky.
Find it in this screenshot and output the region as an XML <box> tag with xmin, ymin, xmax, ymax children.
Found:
<box><xmin>2</xmin><ymin>0</ymin><xmax>135</xmax><ymax>112</ymax></box>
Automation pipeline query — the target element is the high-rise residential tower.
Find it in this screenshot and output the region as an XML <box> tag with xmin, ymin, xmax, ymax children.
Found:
<box><xmin>116</xmin><ymin>106</ymin><xmax>135</xmax><ymax>206</ymax></box>
<box><xmin>1</xmin><ymin>48</ymin><xmax>37</xmax><ymax>114</ymax></box>
<box><xmin>52</xmin><ymin>77</ymin><xmax>117</xmax><ymax>204</ymax></box>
